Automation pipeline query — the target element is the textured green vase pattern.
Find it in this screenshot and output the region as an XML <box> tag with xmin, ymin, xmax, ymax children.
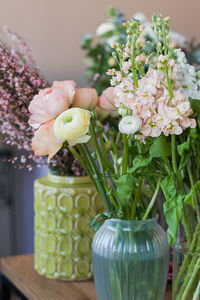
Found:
<box><xmin>34</xmin><ymin>173</ymin><xmax>104</xmax><ymax>280</ymax></box>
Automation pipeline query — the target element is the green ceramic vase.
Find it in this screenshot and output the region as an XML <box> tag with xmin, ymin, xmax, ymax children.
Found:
<box><xmin>34</xmin><ymin>173</ymin><xmax>104</xmax><ymax>280</ymax></box>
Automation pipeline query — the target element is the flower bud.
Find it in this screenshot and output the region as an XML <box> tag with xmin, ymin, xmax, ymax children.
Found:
<box><xmin>118</xmin><ymin>106</ymin><xmax>131</xmax><ymax>117</ymax></box>
<box><xmin>105</xmin><ymin>141</ymin><xmax>112</xmax><ymax>152</ymax></box>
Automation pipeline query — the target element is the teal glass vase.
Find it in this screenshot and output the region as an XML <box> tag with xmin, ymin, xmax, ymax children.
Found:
<box><xmin>92</xmin><ymin>216</ymin><xmax>169</xmax><ymax>300</ymax></box>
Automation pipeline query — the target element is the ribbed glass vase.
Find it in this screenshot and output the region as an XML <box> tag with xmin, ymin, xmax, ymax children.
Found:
<box><xmin>34</xmin><ymin>172</ymin><xmax>104</xmax><ymax>280</ymax></box>
<box><xmin>92</xmin><ymin>216</ymin><xmax>169</xmax><ymax>300</ymax></box>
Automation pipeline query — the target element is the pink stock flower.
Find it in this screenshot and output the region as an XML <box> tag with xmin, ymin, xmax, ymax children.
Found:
<box><xmin>32</xmin><ymin>120</ymin><xmax>63</xmax><ymax>163</ymax></box>
<box><xmin>111</xmin><ymin>67</ymin><xmax>196</xmax><ymax>139</ymax></box>
<box><xmin>72</xmin><ymin>88</ymin><xmax>98</xmax><ymax>109</ymax></box>
<box><xmin>28</xmin><ymin>80</ymin><xmax>76</xmax><ymax>128</ymax></box>
<box><xmin>122</xmin><ymin>60</ymin><xmax>132</xmax><ymax>74</ymax></box>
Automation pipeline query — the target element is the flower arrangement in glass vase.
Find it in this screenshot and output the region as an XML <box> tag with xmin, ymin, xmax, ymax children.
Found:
<box><xmin>29</xmin><ymin>14</ymin><xmax>200</xmax><ymax>300</ymax></box>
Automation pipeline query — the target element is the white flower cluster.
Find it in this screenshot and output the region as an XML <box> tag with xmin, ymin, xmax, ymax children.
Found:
<box><xmin>175</xmin><ymin>49</ymin><xmax>200</xmax><ymax>100</ymax></box>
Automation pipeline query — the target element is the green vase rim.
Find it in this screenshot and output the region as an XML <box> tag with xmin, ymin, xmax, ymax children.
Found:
<box><xmin>47</xmin><ymin>172</ymin><xmax>91</xmax><ymax>185</ymax></box>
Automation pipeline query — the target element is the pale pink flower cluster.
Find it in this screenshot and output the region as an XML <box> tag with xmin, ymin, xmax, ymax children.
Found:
<box><xmin>113</xmin><ymin>67</ymin><xmax>196</xmax><ymax>138</ymax></box>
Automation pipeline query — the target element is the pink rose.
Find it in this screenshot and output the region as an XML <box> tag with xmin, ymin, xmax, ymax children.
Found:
<box><xmin>32</xmin><ymin>120</ymin><xmax>63</xmax><ymax>162</ymax></box>
<box><xmin>72</xmin><ymin>88</ymin><xmax>98</xmax><ymax>109</ymax></box>
<box><xmin>98</xmin><ymin>87</ymin><xmax>117</xmax><ymax>114</ymax></box>
<box><xmin>28</xmin><ymin>80</ymin><xmax>76</xmax><ymax>128</ymax></box>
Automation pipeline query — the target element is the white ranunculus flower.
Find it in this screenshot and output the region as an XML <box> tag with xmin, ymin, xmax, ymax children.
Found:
<box><xmin>118</xmin><ymin>115</ymin><xmax>142</xmax><ymax>134</ymax></box>
<box><xmin>54</xmin><ymin>108</ymin><xmax>91</xmax><ymax>144</ymax></box>
<box><xmin>96</xmin><ymin>22</ymin><xmax>115</xmax><ymax>37</ymax></box>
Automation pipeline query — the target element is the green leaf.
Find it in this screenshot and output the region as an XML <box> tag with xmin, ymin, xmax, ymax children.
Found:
<box><xmin>128</xmin><ymin>155</ymin><xmax>152</xmax><ymax>174</ymax></box>
<box><xmin>177</xmin><ymin>140</ymin><xmax>190</xmax><ymax>156</ymax></box>
<box><xmin>116</xmin><ymin>174</ymin><xmax>134</xmax><ymax>207</ymax></box>
<box><xmin>163</xmin><ymin>195</ymin><xmax>184</xmax><ymax>245</ymax></box>
<box><xmin>161</xmin><ymin>175</ymin><xmax>183</xmax><ymax>245</ymax></box>
<box><xmin>189</xmin><ymin>98</ymin><xmax>200</xmax><ymax>114</ymax></box>
<box><xmin>177</xmin><ymin>131</ymin><xmax>197</xmax><ymax>171</ymax></box>
<box><xmin>89</xmin><ymin>213</ymin><xmax>110</xmax><ymax>231</ymax></box>
<box><xmin>150</xmin><ymin>135</ymin><xmax>171</xmax><ymax>158</ymax></box>
<box><xmin>184</xmin><ymin>180</ymin><xmax>200</xmax><ymax>208</ymax></box>
<box><xmin>161</xmin><ymin>174</ymin><xmax>176</xmax><ymax>200</ymax></box>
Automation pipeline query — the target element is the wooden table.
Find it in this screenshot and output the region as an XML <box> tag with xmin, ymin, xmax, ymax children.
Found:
<box><xmin>0</xmin><ymin>254</ymin><xmax>172</xmax><ymax>300</ymax></box>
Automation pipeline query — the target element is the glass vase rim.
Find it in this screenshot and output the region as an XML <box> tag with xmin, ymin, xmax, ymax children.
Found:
<box><xmin>105</xmin><ymin>214</ymin><xmax>158</xmax><ymax>226</ymax></box>
<box><xmin>173</xmin><ymin>241</ymin><xmax>200</xmax><ymax>256</ymax></box>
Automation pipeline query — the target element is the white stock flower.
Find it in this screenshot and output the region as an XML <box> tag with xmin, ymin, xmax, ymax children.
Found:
<box><xmin>175</xmin><ymin>50</ymin><xmax>200</xmax><ymax>100</ymax></box>
<box><xmin>96</xmin><ymin>22</ymin><xmax>115</xmax><ymax>37</ymax></box>
<box><xmin>118</xmin><ymin>115</ymin><xmax>142</xmax><ymax>134</ymax></box>
<box><xmin>175</xmin><ymin>49</ymin><xmax>187</xmax><ymax>64</ymax></box>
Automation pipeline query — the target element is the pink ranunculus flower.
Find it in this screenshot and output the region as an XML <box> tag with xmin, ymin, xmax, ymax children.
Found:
<box><xmin>28</xmin><ymin>80</ymin><xmax>76</xmax><ymax>128</ymax></box>
<box><xmin>72</xmin><ymin>88</ymin><xmax>98</xmax><ymax>110</ymax></box>
<box><xmin>98</xmin><ymin>87</ymin><xmax>117</xmax><ymax>116</ymax></box>
<box><xmin>32</xmin><ymin>120</ymin><xmax>63</xmax><ymax>163</ymax></box>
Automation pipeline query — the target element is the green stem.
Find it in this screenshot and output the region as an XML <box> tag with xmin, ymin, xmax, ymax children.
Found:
<box><xmin>67</xmin><ymin>144</ymin><xmax>111</xmax><ymax>214</ymax></box>
<box><xmin>186</xmin><ymin>163</ymin><xmax>200</xmax><ymax>219</ymax></box>
<box><xmin>122</xmin><ymin>134</ymin><xmax>129</xmax><ymax>175</ymax></box>
<box><xmin>99</xmin><ymin>135</ymin><xmax>115</xmax><ymax>174</ymax></box>
<box><xmin>193</xmin><ymin>280</ymin><xmax>200</xmax><ymax>300</ymax></box>
<box><xmin>173</xmin><ymin>220</ymin><xmax>200</xmax><ymax>298</ymax></box>
<box><xmin>171</xmin><ymin>135</ymin><xmax>178</xmax><ymax>175</ymax></box>
<box><xmin>164</xmin><ymin>63</ymin><xmax>173</xmax><ymax>99</ymax></box>
<box><xmin>116</xmin><ymin>132</ymin><xmax>121</xmax><ymax>146</ymax></box>
<box><xmin>131</xmin><ymin>37</ymin><xmax>138</xmax><ymax>88</ymax></box>
<box><xmin>142</xmin><ymin>178</ymin><xmax>161</xmax><ymax>220</ymax></box>
<box><xmin>178</xmin><ymin>257</ymin><xmax>200</xmax><ymax>300</ymax></box>
<box><xmin>163</xmin><ymin>157</ymin><xmax>171</xmax><ymax>175</ymax></box>
<box><xmin>131</xmin><ymin>177</ymin><xmax>143</xmax><ymax>219</ymax></box>
<box><xmin>111</xmin><ymin>135</ymin><xmax>118</xmax><ymax>157</ymax></box>
<box><xmin>77</xmin><ymin>144</ymin><xmax>112</xmax><ymax>213</ymax></box>
<box><xmin>67</xmin><ymin>145</ymin><xmax>91</xmax><ymax>179</ymax></box>
<box><xmin>82</xmin><ymin>143</ymin><xmax>118</xmax><ymax>213</ymax></box>
<box><xmin>90</xmin><ymin>119</ymin><xmax>113</xmax><ymax>174</ymax></box>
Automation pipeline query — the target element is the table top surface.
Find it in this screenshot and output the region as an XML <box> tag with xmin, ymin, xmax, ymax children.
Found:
<box><xmin>0</xmin><ymin>254</ymin><xmax>172</xmax><ymax>300</ymax></box>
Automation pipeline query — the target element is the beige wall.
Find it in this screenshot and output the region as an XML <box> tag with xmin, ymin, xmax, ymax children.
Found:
<box><xmin>0</xmin><ymin>0</ymin><xmax>199</xmax><ymax>85</ymax></box>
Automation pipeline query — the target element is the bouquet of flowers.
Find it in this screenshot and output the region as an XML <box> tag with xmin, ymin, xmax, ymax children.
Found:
<box><xmin>0</xmin><ymin>27</ymin><xmax>86</xmax><ymax>176</ymax></box>
<box><xmin>29</xmin><ymin>13</ymin><xmax>200</xmax><ymax>299</ymax></box>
